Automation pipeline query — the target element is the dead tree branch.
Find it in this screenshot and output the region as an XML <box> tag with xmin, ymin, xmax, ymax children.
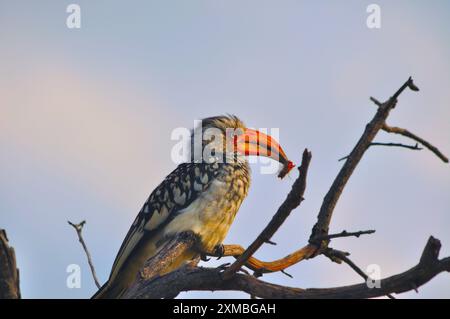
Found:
<box><xmin>129</xmin><ymin>236</ymin><xmax>450</xmax><ymax>299</ymax></box>
<box><xmin>68</xmin><ymin>220</ymin><xmax>101</xmax><ymax>289</ymax></box>
<box><xmin>323</xmin><ymin>248</ymin><xmax>395</xmax><ymax>299</ymax></box>
<box><xmin>382</xmin><ymin>124</ymin><xmax>449</xmax><ymax>163</ymax></box>
<box><xmin>123</xmin><ymin>232</ymin><xmax>200</xmax><ymax>299</ymax></box>
<box><xmin>338</xmin><ymin>142</ymin><xmax>422</xmax><ymax>161</ymax></box>
<box><xmin>0</xmin><ymin>229</ymin><xmax>20</xmax><ymax>299</ymax></box>
<box><xmin>209</xmin><ymin>243</ymin><xmax>317</xmax><ymax>274</ymax></box>
<box><xmin>309</xmin><ymin>77</ymin><xmax>420</xmax><ymax>245</ymax></box>
<box><xmin>312</xmin><ymin>229</ymin><xmax>375</xmax><ymax>242</ymax></box>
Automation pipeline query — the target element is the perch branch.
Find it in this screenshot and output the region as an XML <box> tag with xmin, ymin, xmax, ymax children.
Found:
<box><xmin>222</xmin><ymin>149</ymin><xmax>312</xmax><ymax>279</ymax></box>
<box><xmin>68</xmin><ymin>220</ymin><xmax>101</xmax><ymax>289</ymax></box>
<box><xmin>208</xmin><ymin>243</ymin><xmax>318</xmax><ymax>274</ymax></box>
<box><xmin>128</xmin><ymin>236</ymin><xmax>450</xmax><ymax>299</ymax></box>
<box><xmin>123</xmin><ymin>232</ymin><xmax>200</xmax><ymax>298</ymax></box>
<box><xmin>0</xmin><ymin>229</ymin><xmax>20</xmax><ymax>299</ymax></box>
<box><xmin>210</xmin><ymin>229</ymin><xmax>372</xmax><ymax>275</ymax></box>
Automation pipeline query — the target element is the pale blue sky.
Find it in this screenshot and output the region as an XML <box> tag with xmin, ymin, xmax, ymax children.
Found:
<box><xmin>0</xmin><ymin>1</ymin><xmax>449</xmax><ymax>298</ymax></box>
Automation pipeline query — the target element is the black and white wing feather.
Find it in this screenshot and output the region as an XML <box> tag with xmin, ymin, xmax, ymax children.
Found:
<box><xmin>108</xmin><ymin>162</ymin><xmax>220</xmax><ymax>281</ymax></box>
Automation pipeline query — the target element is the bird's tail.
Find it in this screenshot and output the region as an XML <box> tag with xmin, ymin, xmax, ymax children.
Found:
<box><xmin>92</xmin><ymin>249</ymin><xmax>198</xmax><ymax>299</ymax></box>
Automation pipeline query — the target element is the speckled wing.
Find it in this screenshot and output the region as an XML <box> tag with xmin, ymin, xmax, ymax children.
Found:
<box><xmin>108</xmin><ymin>162</ymin><xmax>219</xmax><ymax>281</ymax></box>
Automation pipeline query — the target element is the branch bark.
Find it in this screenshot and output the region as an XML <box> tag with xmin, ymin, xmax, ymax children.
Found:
<box><xmin>0</xmin><ymin>229</ymin><xmax>20</xmax><ymax>299</ymax></box>
<box><xmin>128</xmin><ymin>236</ymin><xmax>450</xmax><ymax>299</ymax></box>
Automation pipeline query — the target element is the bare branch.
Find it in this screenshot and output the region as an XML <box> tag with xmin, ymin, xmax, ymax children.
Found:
<box><xmin>338</xmin><ymin>142</ymin><xmax>422</xmax><ymax>161</ymax></box>
<box><xmin>310</xmin><ymin>77</ymin><xmax>419</xmax><ymax>244</ymax></box>
<box><xmin>212</xmin><ymin>230</ymin><xmax>371</xmax><ymax>275</ymax></box>
<box><xmin>124</xmin><ymin>232</ymin><xmax>199</xmax><ymax>299</ymax></box>
<box><xmin>382</xmin><ymin>124</ymin><xmax>449</xmax><ymax>163</ymax></box>
<box><xmin>324</xmin><ymin>248</ymin><xmax>395</xmax><ymax>299</ymax></box>
<box><xmin>312</xmin><ymin>229</ymin><xmax>375</xmax><ymax>242</ymax></box>
<box><xmin>68</xmin><ymin>220</ymin><xmax>101</xmax><ymax>289</ymax></box>
<box><xmin>223</xmin><ymin>149</ymin><xmax>312</xmax><ymax>279</ymax></box>
<box><xmin>207</xmin><ymin>243</ymin><xmax>318</xmax><ymax>274</ymax></box>
<box><xmin>370</xmin><ymin>96</ymin><xmax>382</xmax><ymax>107</ymax></box>
<box><xmin>0</xmin><ymin>229</ymin><xmax>20</xmax><ymax>299</ymax></box>
<box><xmin>128</xmin><ymin>236</ymin><xmax>450</xmax><ymax>299</ymax></box>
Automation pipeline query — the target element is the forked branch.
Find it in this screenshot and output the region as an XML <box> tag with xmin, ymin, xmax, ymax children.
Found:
<box><xmin>129</xmin><ymin>236</ymin><xmax>450</xmax><ymax>299</ymax></box>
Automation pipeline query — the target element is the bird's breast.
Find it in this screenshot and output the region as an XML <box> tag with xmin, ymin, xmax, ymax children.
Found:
<box><xmin>163</xmin><ymin>172</ymin><xmax>249</xmax><ymax>252</ymax></box>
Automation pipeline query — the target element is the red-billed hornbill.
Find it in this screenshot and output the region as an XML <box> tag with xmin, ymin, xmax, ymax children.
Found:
<box><xmin>93</xmin><ymin>115</ymin><xmax>294</xmax><ymax>298</ymax></box>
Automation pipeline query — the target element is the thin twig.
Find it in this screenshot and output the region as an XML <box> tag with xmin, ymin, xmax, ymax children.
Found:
<box><xmin>324</xmin><ymin>248</ymin><xmax>395</xmax><ymax>299</ymax></box>
<box><xmin>68</xmin><ymin>220</ymin><xmax>101</xmax><ymax>289</ymax></box>
<box><xmin>370</xmin><ymin>96</ymin><xmax>382</xmax><ymax>107</ymax></box>
<box><xmin>312</xmin><ymin>229</ymin><xmax>375</xmax><ymax>242</ymax></box>
<box><xmin>222</xmin><ymin>149</ymin><xmax>312</xmax><ymax>279</ymax></box>
<box><xmin>382</xmin><ymin>124</ymin><xmax>449</xmax><ymax>163</ymax></box>
<box><xmin>338</xmin><ymin>142</ymin><xmax>422</xmax><ymax>161</ymax></box>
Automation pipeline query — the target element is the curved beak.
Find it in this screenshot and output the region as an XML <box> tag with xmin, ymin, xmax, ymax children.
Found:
<box><xmin>235</xmin><ymin>128</ymin><xmax>295</xmax><ymax>178</ymax></box>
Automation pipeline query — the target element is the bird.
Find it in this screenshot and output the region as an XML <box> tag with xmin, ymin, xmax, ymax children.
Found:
<box><xmin>93</xmin><ymin>115</ymin><xmax>294</xmax><ymax>298</ymax></box>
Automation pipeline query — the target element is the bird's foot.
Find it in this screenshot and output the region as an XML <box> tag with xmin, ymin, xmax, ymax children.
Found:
<box><xmin>213</xmin><ymin>244</ymin><xmax>225</xmax><ymax>260</ymax></box>
<box><xmin>200</xmin><ymin>253</ymin><xmax>211</xmax><ymax>262</ymax></box>
<box><xmin>217</xmin><ymin>262</ymin><xmax>231</xmax><ymax>271</ymax></box>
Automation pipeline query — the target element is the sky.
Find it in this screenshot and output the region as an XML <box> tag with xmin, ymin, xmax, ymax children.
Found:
<box><xmin>0</xmin><ymin>0</ymin><xmax>449</xmax><ymax>299</ymax></box>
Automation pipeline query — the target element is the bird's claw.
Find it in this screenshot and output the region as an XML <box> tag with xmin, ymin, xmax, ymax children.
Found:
<box><xmin>200</xmin><ymin>253</ymin><xmax>211</xmax><ymax>262</ymax></box>
<box><xmin>214</xmin><ymin>244</ymin><xmax>225</xmax><ymax>260</ymax></box>
<box><xmin>217</xmin><ymin>262</ymin><xmax>230</xmax><ymax>271</ymax></box>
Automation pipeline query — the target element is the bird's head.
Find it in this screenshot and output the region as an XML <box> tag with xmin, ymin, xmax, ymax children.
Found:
<box><xmin>191</xmin><ymin>115</ymin><xmax>295</xmax><ymax>178</ymax></box>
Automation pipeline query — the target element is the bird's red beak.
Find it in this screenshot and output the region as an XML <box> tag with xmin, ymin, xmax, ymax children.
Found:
<box><xmin>234</xmin><ymin>128</ymin><xmax>295</xmax><ymax>178</ymax></box>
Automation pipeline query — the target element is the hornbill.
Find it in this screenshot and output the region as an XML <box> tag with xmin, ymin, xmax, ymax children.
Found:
<box><xmin>93</xmin><ymin>115</ymin><xmax>294</xmax><ymax>298</ymax></box>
